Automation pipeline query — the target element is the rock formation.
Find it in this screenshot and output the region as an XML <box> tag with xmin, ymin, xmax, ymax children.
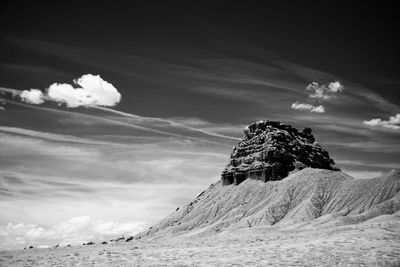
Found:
<box><xmin>131</xmin><ymin>120</ymin><xmax>400</xmax><ymax>243</ymax></box>
<box><xmin>221</xmin><ymin>120</ymin><xmax>338</xmax><ymax>185</ymax></box>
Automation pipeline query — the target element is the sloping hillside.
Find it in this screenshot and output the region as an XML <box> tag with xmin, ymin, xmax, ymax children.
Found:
<box><xmin>137</xmin><ymin>168</ymin><xmax>400</xmax><ymax>239</ymax></box>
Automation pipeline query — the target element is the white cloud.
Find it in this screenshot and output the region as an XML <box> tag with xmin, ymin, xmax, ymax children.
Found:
<box><xmin>291</xmin><ymin>102</ymin><xmax>313</xmax><ymax>111</ymax></box>
<box><xmin>20</xmin><ymin>89</ymin><xmax>44</xmax><ymax>104</ymax></box>
<box><xmin>47</xmin><ymin>74</ymin><xmax>121</xmax><ymax>108</ymax></box>
<box><xmin>291</xmin><ymin>102</ymin><xmax>325</xmax><ymax>113</ymax></box>
<box><xmin>306</xmin><ymin>81</ymin><xmax>344</xmax><ymax>100</ymax></box>
<box><xmin>0</xmin><ymin>216</ymin><xmax>144</xmax><ymax>249</ymax></box>
<box><xmin>10</xmin><ymin>75</ymin><xmax>121</xmax><ymax>108</ymax></box>
<box><xmin>328</xmin><ymin>81</ymin><xmax>344</xmax><ymax>93</ymax></box>
<box><xmin>307</xmin><ymin>82</ymin><xmax>331</xmax><ymax>100</ymax></box>
<box><xmin>363</xmin><ymin>113</ymin><xmax>400</xmax><ymax>130</ymax></box>
<box><xmin>291</xmin><ymin>81</ymin><xmax>343</xmax><ymax>113</ymax></box>
<box><xmin>311</xmin><ymin>105</ymin><xmax>325</xmax><ymax>113</ymax></box>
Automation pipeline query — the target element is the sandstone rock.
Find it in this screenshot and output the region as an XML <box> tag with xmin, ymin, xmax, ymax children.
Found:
<box><xmin>221</xmin><ymin>120</ymin><xmax>338</xmax><ymax>185</ymax></box>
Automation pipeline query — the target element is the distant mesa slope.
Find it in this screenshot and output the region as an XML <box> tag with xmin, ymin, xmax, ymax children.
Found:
<box><xmin>138</xmin><ymin>169</ymin><xmax>400</xmax><ymax>239</ymax></box>
<box><xmin>136</xmin><ymin>121</ymin><xmax>400</xmax><ymax>240</ymax></box>
<box><xmin>221</xmin><ymin>121</ymin><xmax>338</xmax><ymax>185</ymax></box>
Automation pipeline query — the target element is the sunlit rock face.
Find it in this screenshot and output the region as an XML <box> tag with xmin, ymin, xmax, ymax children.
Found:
<box><xmin>221</xmin><ymin>121</ymin><xmax>339</xmax><ymax>185</ymax></box>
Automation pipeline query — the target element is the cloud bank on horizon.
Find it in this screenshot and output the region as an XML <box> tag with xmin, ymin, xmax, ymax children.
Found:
<box><xmin>20</xmin><ymin>74</ymin><xmax>121</xmax><ymax>108</ymax></box>
<box><xmin>0</xmin><ymin>216</ymin><xmax>144</xmax><ymax>248</ymax></box>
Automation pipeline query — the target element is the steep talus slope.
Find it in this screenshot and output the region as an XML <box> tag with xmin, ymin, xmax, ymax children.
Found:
<box><xmin>137</xmin><ymin>169</ymin><xmax>400</xmax><ymax>239</ymax></box>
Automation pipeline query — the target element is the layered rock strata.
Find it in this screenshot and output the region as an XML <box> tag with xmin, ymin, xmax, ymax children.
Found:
<box><xmin>221</xmin><ymin>120</ymin><xmax>338</xmax><ymax>185</ymax></box>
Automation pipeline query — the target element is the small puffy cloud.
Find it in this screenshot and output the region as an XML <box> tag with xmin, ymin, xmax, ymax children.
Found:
<box><xmin>20</xmin><ymin>89</ymin><xmax>44</xmax><ymax>104</ymax></box>
<box><xmin>306</xmin><ymin>82</ymin><xmax>330</xmax><ymax>100</ymax></box>
<box><xmin>292</xmin><ymin>81</ymin><xmax>343</xmax><ymax>113</ymax></box>
<box><xmin>47</xmin><ymin>74</ymin><xmax>121</xmax><ymax>108</ymax></box>
<box><xmin>291</xmin><ymin>102</ymin><xmax>325</xmax><ymax>113</ymax></box>
<box><xmin>363</xmin><ymin>114</ymin><xmax>400</xmax><ymax>130</ymax></box>
<box><xmin>0</xmin><ymin>216</ymin><xmax>144</xmax><ymax>249</ymax></box>
<box><xmin>311</xmin><ymin>105</ymin><xmax>325</xmax><ymax>113</ymax></box>
<box><xmin>291</xmin><ymin>102</ymin><xmax>313</xmax><ymax>111</ymax></box>
<box><xmin>327</xmin><ymin>81</ymin><xmax>344</xmax><ymax>93</ymax></box>
<box><xmin>306</xmin><ymin>81</ymin><xmax>344</xmax><ymax>100</ymax></box>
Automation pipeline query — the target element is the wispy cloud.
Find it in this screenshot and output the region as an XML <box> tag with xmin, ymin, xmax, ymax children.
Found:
<box><xmin>323</xmin><ymin>140</ymin><xmax>400</xmax><ymax>153</ymax></box>
<box><xmin>0</xmin><ymin>63</ymin><xmax>69</xmax><ymax>77</ymax></box>
<box><xmin>2</xmin><ymin>83</ymin><xmax>240</xmax><ymax>142</ymax></box>
<box><xmin>363</xmin><ymin>113</ymin><xmax>400</xmax><ymax>130</ymax></box>
<box><xmin>342</xmin><ymin>170</ymin><xmax>384</xmax><ymax>179</ymax></box>
<box><xmin>93</xmin><ymin>106</ymin><xmax>241</xmax><ymax>141</ymax></box>
<box><xmin>0</xmin><ymin>126</ymin><xmax>120</xmax><ymax>146</ymax></box>
<box><xmin>0</xmin><ymin>129</ymin><xmax>227</xmax><ymax>187</ymax></box>
<box><xmin>0</xmin><ymin>126</ymin><xmax>228</xmax><ymax>250</ymax></box>
<box><xmin>1</xmin><ymin>98</ymin><xmax>237</xmax><ymax>145</ymax></box>
<box><xmin>336</xmin><ymin>159</ymin><xmax>400</xmax><ymax>169</ymax></box>
<box><xmin>0</xmin><ymin>99</ymin><xmax>5</xmax><ymax>111</ymax></box>
<box><xmin>0</xmin><ymin>86</ymin><xmax>20</xmax><ymax>97</ymax></box>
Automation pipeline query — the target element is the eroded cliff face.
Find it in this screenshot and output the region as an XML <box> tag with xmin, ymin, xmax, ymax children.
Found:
<box><xmin>221</xmin><ymin>121</ymin><xmax>338</xmax><ymax>185</ymax></box>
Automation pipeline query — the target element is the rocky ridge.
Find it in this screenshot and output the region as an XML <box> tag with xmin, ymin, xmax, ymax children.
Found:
<box><xmin>221</xmin><ymin>120</ymin><xmax>338</xmax><ymax>185</ymax></box>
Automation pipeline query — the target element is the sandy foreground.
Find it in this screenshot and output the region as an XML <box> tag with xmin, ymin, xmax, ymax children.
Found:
<box><xmin>1</xmin><ymin>216</ymin><xmax>400</xmax><ymax>267</ymax></box>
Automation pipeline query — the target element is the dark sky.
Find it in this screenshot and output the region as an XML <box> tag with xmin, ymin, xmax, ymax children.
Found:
<box><xmin>1</xmin><ymin>1</ymin><xmax>398</xmax><ymax>77</ymax></box>
<box><xmin>0</xmin><ymin>1</ymin><xmax>399</xmax><ymax>249</ymax></box>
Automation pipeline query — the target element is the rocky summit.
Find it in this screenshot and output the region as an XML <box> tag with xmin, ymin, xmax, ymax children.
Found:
<box><xmin>221</xmin><ymin>120</ymin><xmax>338</xmax><ymax>185</ymax></box>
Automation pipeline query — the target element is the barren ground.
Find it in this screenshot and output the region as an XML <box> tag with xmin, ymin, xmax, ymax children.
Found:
<box><xmin>1</xmin><ymin>213</ymin><xmax>400</xmax><ymax>267</ymax></box>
